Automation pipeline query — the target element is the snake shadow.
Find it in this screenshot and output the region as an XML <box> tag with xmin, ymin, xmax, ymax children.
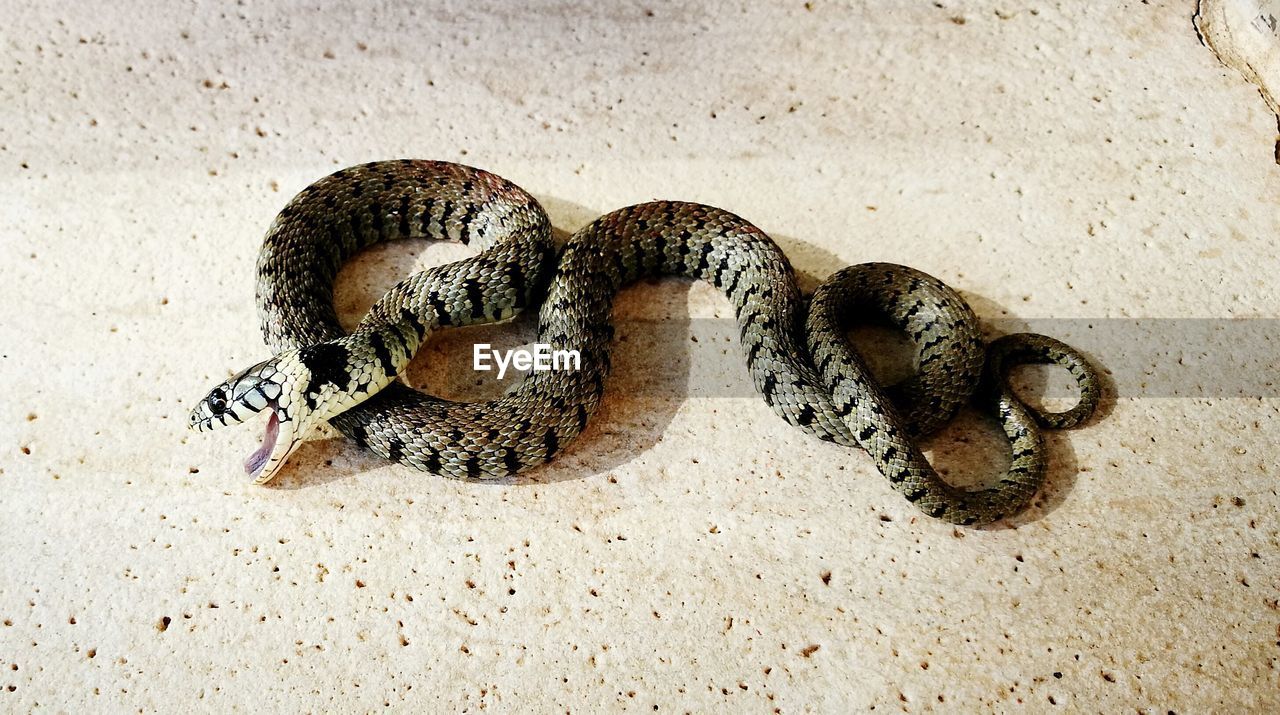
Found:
<box><xmin>272</xmin><ymin>197</ymin><xmax>1110</xmax><ymax>526</ymax></box>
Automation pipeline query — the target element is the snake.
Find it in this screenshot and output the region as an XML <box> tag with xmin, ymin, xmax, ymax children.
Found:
<box><xmin>189</xmin><ymin>160</ymin><xmax>1100</xmax><ymax>525</ymax></box>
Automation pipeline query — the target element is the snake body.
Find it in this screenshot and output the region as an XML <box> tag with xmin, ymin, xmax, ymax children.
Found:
<box><xmin>190</xmin><ymin>160</ymin><xmax>1099</xmax><ymax>525</ymax></box>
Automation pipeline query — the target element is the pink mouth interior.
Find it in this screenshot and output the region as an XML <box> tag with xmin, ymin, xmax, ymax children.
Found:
<box><xmin>245</xmin><ymin>409</ymin><xmax>280</xmax><ymax>477</ymax></box>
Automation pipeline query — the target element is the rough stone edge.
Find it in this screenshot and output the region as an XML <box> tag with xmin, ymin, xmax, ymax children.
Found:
<box><xmin>1195</xmin><ymin>0</ymin><xmax>1280</xmax><ymax>162</ymax></box>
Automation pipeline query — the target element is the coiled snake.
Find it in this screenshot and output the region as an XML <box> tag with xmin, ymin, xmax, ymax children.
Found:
<box><xmin>190</xmin><ymin>160</ymin><xmax>1100</xmax><ymax>525</ymax></box>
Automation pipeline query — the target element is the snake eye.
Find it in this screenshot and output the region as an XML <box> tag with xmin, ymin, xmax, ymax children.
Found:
<box><xmin>208</xmin><ymin>388</ymin><xmax>227</xmax><ymax>413</ymax></box>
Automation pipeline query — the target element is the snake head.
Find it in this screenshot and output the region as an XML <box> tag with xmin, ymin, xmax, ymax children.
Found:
<box><xmin>189</xmin><ymin>354</ymin><xmax>307</xmax><ymax>484</ymax></box>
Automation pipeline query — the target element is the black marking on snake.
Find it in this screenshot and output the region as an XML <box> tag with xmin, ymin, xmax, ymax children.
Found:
<box><xmin>347</xmin><ymin>214</ymin><xmax>366</xmax><ymax>249</ymax></box>
<box><xmin>439</xmin><ymin>200</ymin><xmax>454</xmax><ymax>237</ymax></box>
<box><xmin>576</xmin><ymin>404</ymin><xmax>589</xmax><ymax>433</ymax></box>
<box><xmin>349</xmin><ymin>420</ymin><xmax>368</xmax><ymax>449</ymax></box>
<box><xmin>370</xmin><ymin>201</ymin><xmax>385</xmax><ymax>238</ymax></box>
<box><xmin>397</xmin><ymin>195</ymin><xmax>411</xmax><ymax>236</ymax></box>
<box><xmin>458</xmin><ymin>203</ymin><xmax>478</xmax><ymax>245</ymax></box>
<box><xmin>299</xmin><ymin>343</ymin><xmax>353</xmax><ymax>410</ymax></box>
<box><xmin>676</xmin><ymin>234</ymin><xmax>692</xmax><ymax>263</ymax></box>
<box><xmin>258</xmin><ymin>255</ymin><xmax>282</xmax><ymax>278</ymax></box>
<box><xmin>387</xmin><ymin>437</ymin><xmax>404</xmax><ymax>463</ymax></box>
<box><xmin>419</xmin><ymin>197</ymin><xmax>436</xmax><ymax>235</ymax></box>
<box><xmin>350</xmin><ymin>181</ymin><xmax>363</xmax><ymax>198</ymax></box>
<box><xmin>425</xmin><ymin>448</ymin><xmax>442</xmax><ymax>474</ymax></box>
<box><xmin>715</xmin><ymin>251</ymin><xmax>733</xmax><ymax>272</ymax></box>
<box><xmin>463</xmin><ymin>278</ymin><xmax>486</xmax><ymax>319</ymax></box>
<box><xmin>712</xmin><ymin>261</ymin><xmax>730</xmax><ymax>288</ymax></box>
<box><xmin>368</xmin><ymin>332</ymin><xmax>397</xmax><ymax>377</ymax></box>
<box><xmin>400</xmin><ymin>308</ymin><xmax>427</xmax><ymax>337</ymax></box>
<box><xmin>761</xmin><ymin>374</ymin><xmax>777</xmax><ymax>400</ymax></box>
<box><xmin>507</xmin><ymin>263</ymin><xmax>527</xmax><ymax>309</ymax></box>
<box><xmin>466</xmin><ymin>456</ymin><xmax>481</xmax><ymax>479</ymax></box>
<box><xmin>816</xmin><ymin>351</ymin><xmax>836</xmax><ymax>375</ymax></box>
<box><xmin>652</xmin><ymin>234</ymin><xmax>666</xmax><ymax>268</ymax></box>
<box><xmin>325</xmin><ymin>222</ymin><xmax>345</xmax><ymax>256</ymax></box>
<box><xmin>919</xmin><ymin>334</ymin><xmax>946</xmax><ymax>352</ymax></box>
<box><xmin>795</xmin><ymin>405</ymin><xmax>816</xmax><ymax>426</ymax></box>
<box><xmin>724</xmin><ymin>267</ymin><xmax>743</xmax><ymax>297</ymax></box>
<box><xmin>543</xmin><ymin>428</ymin><xmax>559</xmax><ymax>461</ymax></box>
<box><xmin>696</xmin><ymin>240</ymin><xmax>716</xmax><ymax>273</ymax></box>
<box><xmin>611</xmin><ymin>249</ymin><xmax>628</xmax><ymax>281</ymax></box>
<box><xmin>427</xmin><ymin>291</ymin><xmax>451</xmax><ymax>327</ymax></box>
<box><xmin>503</xmin><ymin>448</ymin><xmax>522</xmax><ymax>475</ymax></box>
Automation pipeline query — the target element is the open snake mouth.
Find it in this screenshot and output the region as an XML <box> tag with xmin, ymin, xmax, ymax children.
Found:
<box><xmin>245</xmin><ymin>407</ymin><xmax>281</xmax><ymax>478</ymax></box>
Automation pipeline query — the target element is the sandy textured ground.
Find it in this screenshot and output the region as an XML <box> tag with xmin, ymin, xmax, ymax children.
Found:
<box><xmin>3</xmin><ymin>0</ymin><xmax>1279</xmax><ymax>711</ymax></box>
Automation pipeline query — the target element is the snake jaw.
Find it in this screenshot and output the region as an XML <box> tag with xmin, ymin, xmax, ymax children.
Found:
<box><xmin>246</xmin><ymin>406</ymin><xmax>304</xmax><ymax>485</ymax></box>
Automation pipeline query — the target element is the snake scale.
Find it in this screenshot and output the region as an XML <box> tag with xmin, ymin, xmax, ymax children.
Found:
<box><xmin>190</xmin><ymin>160</ymin><xmax>1100</xmax><ymax>525</ymax></box>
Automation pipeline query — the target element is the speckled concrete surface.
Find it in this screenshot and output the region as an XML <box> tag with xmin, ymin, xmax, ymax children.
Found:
<box><xmin>2</xmin><ymin>1</ymin><xmax>1278</xmax><ymax>711</ymax></box>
